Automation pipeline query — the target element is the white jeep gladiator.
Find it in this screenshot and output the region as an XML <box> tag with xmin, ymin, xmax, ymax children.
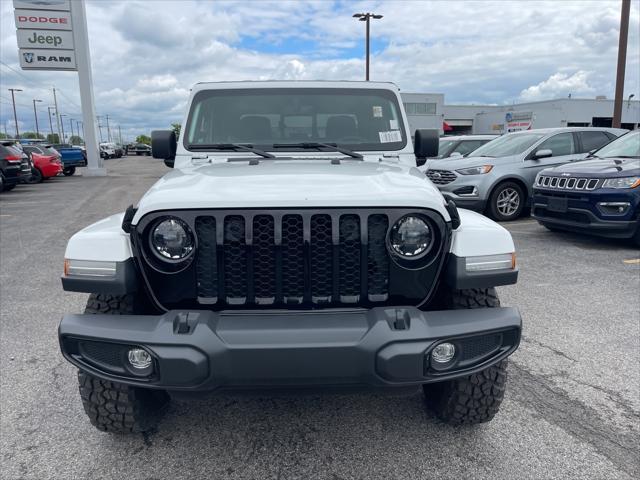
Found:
<box><xmin>59</xmin><ymin>81</ymin><xmax>521</xmax><ymax>432</ymax></box>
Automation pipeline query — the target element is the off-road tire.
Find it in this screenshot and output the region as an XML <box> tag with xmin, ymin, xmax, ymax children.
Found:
<box><xmin>63</xmin><ymin>166</ymin><xmax>76</xmax><ymax>176</ymax></box>
<box><xmin>423</xmin><ymin>288</ymin><xmax>508</xmax><ymax>425</ymax></box>
<box><xmin>78</xmin><ymin>293</ymin><xmax>169</xmax><ymax>433</ymax></box>
<box><xmin>487</xmin><ymin>181</ymin><xmax>525</xmax><ymax>221</ymax></box>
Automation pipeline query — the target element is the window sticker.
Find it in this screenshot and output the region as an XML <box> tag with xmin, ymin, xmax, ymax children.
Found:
<box><xmin>373</xmin><ymin>106</ymin><xmax>383</xmax><ymax>118</ymax></box>
<box><xmin>389</xmin><ymin>119</ymin><xmax>399</xmax><ymax>130</ymax></box>
<box><xmin>379</xmin><ymin>130</ymin><xmax>402</xmax><ymax>143</ymax></box>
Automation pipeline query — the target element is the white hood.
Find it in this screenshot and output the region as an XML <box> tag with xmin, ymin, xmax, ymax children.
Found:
<box><xmin>132</xmin><ymin>159</ymin><xmax>450</xmax><ymax>222</ymax></box>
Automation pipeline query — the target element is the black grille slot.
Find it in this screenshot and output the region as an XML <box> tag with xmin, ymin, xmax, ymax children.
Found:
<box><xmin>281</xmin><ymin>214</ymin><xmax>304</xmax><ymax>304</ymax></box>
<box><xmin>367</xmin><ymin>214</ymin><xmax>389</xmax><ymax>300</ymax></box>
<box><xmin>224</xmin><ymin>216</ymin><xmax>247</xmax><ymax>304</ymax></box>
<box><xmin>253</xmin><ymin>215</ymin><xmax>275</xmax><ymax>303</ymax></box>
<box><xmin>339</xmin><ymin>215</ymin><xmax>361</xmax><ymax>302</ymax></box>
<box><xmin>310</xmin><ymin>214</ymin><xmax>333</xmax><ymax>303</ymax></box>
<box><xmin>195</xmin><ymin>216</ymin><xmax>217</xmax><ymax>301</ymax></box>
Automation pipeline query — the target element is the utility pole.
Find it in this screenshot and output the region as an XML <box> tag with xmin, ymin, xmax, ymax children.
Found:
<box><xmin>69</xmin><ymin>118</ymin><xmax>74</xmax><ymax>141</ymax></box>
<box><xmin>613</xmin><ymin>0</ymin><xmax>630</xmax><ymax>128</ymax></box>
<box><xmin>32</xmin><ymin>99</ymin><xmax>42</xmax><ymax>138</ymax></box>
<box><xmin>8</xmin><ymin>88</ymin><xmax>23</xmax><ymax>139</ymax></box>
<box><xmin>118</xmin><ymin>125</ymin><xmax>122</xmax><ymax>145</ymax></box>
<box><xmin>105</xmin><ymin>114</ymin><xmax>111</xmax><ymax>142</ymax></box>
<box><xmin>60</xmin><ymin>114</ymin><xmax>67</xmax><ymax>143</ymax></box>
<box><xmin>78</xmin><ymin>121</ymin><xmax>84</xmax><ymax>142</ymax></box>
<box><xmin>52</xmin><ymin>87</ymin><xmax>62</xmax><ymax>141</ymax></box>
<box><xmin>353</xmin><ymin>13</ymin><xmax>383</xmax><ymax>81</ymax></box>
<box><xmin>47</xmin><ymin>106</ymin><xmax>55</xmax><ymax>138</ymax></box>
<box><xmin>96</xmin><ymin>115</ymin><xmax>103</xmax><ymax>142</ymax></box>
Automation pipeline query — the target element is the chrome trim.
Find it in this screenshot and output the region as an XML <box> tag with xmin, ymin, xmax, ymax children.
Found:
<box><xmin>536</xmin><ymin>175</ymin><xmax>602</xmax><ymax>191</ymax></box>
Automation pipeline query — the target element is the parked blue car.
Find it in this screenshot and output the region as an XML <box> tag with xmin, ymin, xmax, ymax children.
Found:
<box><xmin>52</xmin><ymin>144</ymin><xmax>87</xmax><ymax>176</ymax></box>
<box><xmin>532</xmin><ymin>130</ymin><xmax>640</xmax><ymax>245</ymax></box>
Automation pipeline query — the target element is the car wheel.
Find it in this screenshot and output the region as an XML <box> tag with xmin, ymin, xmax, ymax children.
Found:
<box><xmin>63</xmin><ymin>167</ymin><xmax>76</xmax><ymax>176</ymax></box>
<box><xmin>26</xmin><ymin>168</ymin><xmax>43</xmax><ymax>184</ymax></box>
<box><xmin>488</xmin><ymin>182</ymin><xmax>525</xmax><ymax>221</ymax></box>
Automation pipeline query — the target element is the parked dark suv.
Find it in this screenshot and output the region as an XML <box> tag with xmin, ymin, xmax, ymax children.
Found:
<box><xmin>0</xmin><ymin>141</ymin><xmax>31</xmax><ymax>192</ymax></box>
<box><xmin>532</xmin><ymin>130</ymin><xmax>640</xmax><ymax>245</ymax></box>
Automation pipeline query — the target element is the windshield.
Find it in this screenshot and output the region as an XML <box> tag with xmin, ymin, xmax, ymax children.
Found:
<box><xmin>470</xmin><ymin>132</ymin><xmax>545</xmax><ymax>157</ymax></box>
<box><xmin>594</xmin><ymin>131</ymin><xmax>640</xmax><ymax>158</ymax></box>
<box><xmin>185</xmin><ymin>88</ymin><xmax>406</xmax><ymax>151</ymax></box>
<box><xmin>435</xmin><ymin>139</ymin><xmax>457</xmax><ymax>158</ymax></box>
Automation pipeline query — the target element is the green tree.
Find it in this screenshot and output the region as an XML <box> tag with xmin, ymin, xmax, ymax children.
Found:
<box><xmin>136</xmin><ymin>134</ymin><xmax>151</xmax><ymax>145</ymax></box>
<box><xmin>46</xmin><ymin>133</ymin><xmax>60</xmax><ymax>143</ymax></box>
<box><xmin>21</xmin><ymin>131</ymin><xmax>45</xmax><ymax>139</ymax></box>
<box><xmin>171</xmin><ymin>123</ymin><xmax>181</xmax><ymax>139</ymax></box>
<box><xmin>0</xmin><ymin>133</ymin><xmax>7</xmax><ymax>140</ymax></box>
<box><xmin>69</xmin><ymin>135</ymin><xmax>83</xmax><ymax>145</ymax></box>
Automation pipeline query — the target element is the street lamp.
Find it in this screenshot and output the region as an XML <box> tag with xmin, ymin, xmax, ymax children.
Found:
<box><xmin>59</xmin><ymin>113</ymin><xmax>67</xmax><ymax>143</ymax></box>
<box><xmin>32</xmin><ymin>99</ymin><xmax>43</xmax><ymax>138</ymax></box>
<box><xmin>69</xmin><ymin>118</ymin><xmax>75</xmax><ymax>141</ymax></box>
<box><xmin>47</xmin><ymin>106</ymin><xmax>56</xmax><ymax>139</ymax></box>
<box><xmin>353</xmin><ymin>13</ymin><xmax>383</xmax><ymax>81</ymax></box>
<box><xmin>8</xmin><ymin>88</ymin><xmax>23</xmax><ymax>138</ymax></box>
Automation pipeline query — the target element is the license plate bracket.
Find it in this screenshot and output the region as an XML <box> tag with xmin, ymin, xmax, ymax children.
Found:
<box><xmin>547</xmin><ymin>197</ymin><xmax>568</xmax><ymax>213</ymax></box>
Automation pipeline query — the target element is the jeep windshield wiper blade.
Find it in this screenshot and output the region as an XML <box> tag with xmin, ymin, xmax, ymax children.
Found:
<box><xmin>272</xmin><ymin>142</ymin><xmax>363</xmax><ymax>159</ymax></box>
<box><xmin>188</xmin><ymin>143</ymin><xmax>275</xmax><ymax>159</ymax></box>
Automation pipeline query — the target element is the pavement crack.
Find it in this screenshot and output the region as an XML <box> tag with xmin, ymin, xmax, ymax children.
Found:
<box><xmin>509</xmin><ymin>361</ymin><xmax>639</xmax><ymax>477</ymax></box>
<box><xmin>520</xmin><ymin>335</ymin><xmax>577</xmax><ymax>362</ymax></box>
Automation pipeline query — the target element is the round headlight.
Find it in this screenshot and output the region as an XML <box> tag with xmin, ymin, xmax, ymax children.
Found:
<box><xmin>390</xmin><ymin>215</ymin><xmax>432</xmax><ymax>258</ymax></box>
<box><xmin>152</xmin><ymin>218</ymin><xmax>194</xmax><ymax>260</ymax></box>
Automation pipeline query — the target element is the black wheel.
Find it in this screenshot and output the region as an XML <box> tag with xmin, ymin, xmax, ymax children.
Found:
<box><xmin>78</xmin><ymin>294</ymin><xmax>169</xmax><ymax>433</ymax></box>
<box><xmin>487</xmin><ymin>182</ymin><xmax>525</xmax><ymax>221</ymax></box>
<box><xmin>63</xmin><ymin>166</ymin><xmax>76</xmax><ymax>176</ymax></box>
<box><xmin>423</xmin><ymin>288</ymin><xmax>509</xmax><ymax>425</ymax></box>
<box><xmin>26</xmin><ymin>168</ymin><xmax>43</xmax><ymax>184</ymax></box>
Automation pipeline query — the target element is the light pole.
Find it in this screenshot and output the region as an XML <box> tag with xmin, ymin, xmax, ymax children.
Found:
<box><xmin>8</xmin><ymin>88</ymin><xmax>23</xmax><ymax>138</ymax></box>
<box><xmin>353</xmin><ymin>12</ymin><xmax>383</xmax><ymax>81</ymax></box>
<box><xmin>613</xmin><ymin>0</ymin><xmax>630</xmax><ymax>128</ymax></box>
<box><xmin>78</xmin><ymin>121</ymin><xmax>84</xmax><ymax>142</ymax></box>
<box><xmin>69</xmin><ymin>118</ymin><xmax>75</xmax><ymax>141</ymax></box>
<box><xmin>47</xmin><ymin>106</ymin><xmax>55</xmax><ymax>139</ymax></box>
<box><xmin>105</xmin><ymin>114</ymin><xmax>111</xmax><ymax>142</ymax></box>
<box><xmin>32</xmin><ymin>99</ymin><xmax>43</xmax><ymax>138</ymax></box>
<box><xmin>96</xmin><ymin>115</ymin><xmax>103</xmax><ymax>142</ymax></box>
<box><xmin>59</xmin><ymin>114</ymin><xmax>67</xmax><ymax>143</ymax></box>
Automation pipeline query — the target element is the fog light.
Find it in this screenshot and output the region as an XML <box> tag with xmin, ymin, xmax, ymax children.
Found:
<box><xmin>127</xmin><ymin>348</ymin><xmax>152</xmax><ymax>370</ymax></box>
<box><xmin>432</xmin><ymin>342</ymin><xmax>456</xmax><ymax>363</ymax></box>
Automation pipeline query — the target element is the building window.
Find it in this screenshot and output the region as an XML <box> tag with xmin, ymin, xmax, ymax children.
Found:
<box><xmin>404</xmin><ymin>102</ymin><xmax>437</xmax><ymax>115</ymax></box>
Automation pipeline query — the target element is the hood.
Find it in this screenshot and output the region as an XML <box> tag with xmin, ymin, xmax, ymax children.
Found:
<box><xmin>133</xmin><ymin>159</ymin><xmax>449</xmax><ymax>222</ymax></box>
<box><xmin>427</xmin><ymin>154</ymin><xmax>520</xmax><ymax>171</ymax></box>
<box><xmin>541</xmin><ymin>157</ymin><xmax>640</xmax><ymax>178</ymax></box>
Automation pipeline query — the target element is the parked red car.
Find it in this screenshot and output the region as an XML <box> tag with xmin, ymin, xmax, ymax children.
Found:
<box><xmin>30</xmin><ymin>152</ymin><xmax>62</xmax><ymax>182</ymax></box>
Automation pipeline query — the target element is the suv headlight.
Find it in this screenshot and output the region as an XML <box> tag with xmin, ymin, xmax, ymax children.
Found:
<box><xmin>602</xmin><ymin>177</ymin><xmax>640</xmax><ymax>189</ymax></box>
<box><xmin>151</xmin><ymin>217</ymin><xmax>194</xmax><ymax>260</ymax></box>
<box><xmin>456</xmin><ymin>165</ymin><xmax>493</xmax><ymax>175</ymax></box>
<box><xmin>389</xmin><ymin>215</ymin><xmax>433</xmax><ymax>258</ymax></box>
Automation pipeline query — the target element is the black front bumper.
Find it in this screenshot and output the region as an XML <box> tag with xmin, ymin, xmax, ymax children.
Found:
<box><xmin>533</xmin><ymin>204</ymin><xmax>639</xmax><ymax>239</ymax></box>
<box><xmin>59</xmin><ymin>306</ymin><xmax>521</xmax><ymax>391</ymax></box>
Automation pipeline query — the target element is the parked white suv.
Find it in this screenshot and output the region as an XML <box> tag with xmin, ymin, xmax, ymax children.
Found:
<box><xmin>58</xmin><ymin>81</ymin><xmax>521</xmax><ymax>432</ymax></box>
<box><xmin>426</xmin><ymin>127</ymin><xmax>626</xmax><ymax>221</ymax></box>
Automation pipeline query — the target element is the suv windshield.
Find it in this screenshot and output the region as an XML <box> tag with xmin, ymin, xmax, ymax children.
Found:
<box><xmin>185</xmin><ymin>88</ymin><xmax>406</xmax><ymax>151</ymax></box>
<box><xmin>470</xmin><ymin>132</ymin><xmax>546</xmax><ymax>158</ymax></box>
<box><xmin>594</xmin><ymin>130</ymin><xmax>640</xmax><ymax>158</ymax></box>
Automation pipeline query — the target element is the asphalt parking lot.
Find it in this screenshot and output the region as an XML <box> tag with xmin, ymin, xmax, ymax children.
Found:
<box><xmin>1</xmin><ymin>156</ymin><xmax>638</xmax><ymax>480</ymax></box>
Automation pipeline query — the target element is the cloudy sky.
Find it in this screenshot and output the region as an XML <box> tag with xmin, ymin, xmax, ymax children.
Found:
<box><xmin>1</xmin><ymin>0</ymin><xmax>639</xmax><ymax>142</ymax></box>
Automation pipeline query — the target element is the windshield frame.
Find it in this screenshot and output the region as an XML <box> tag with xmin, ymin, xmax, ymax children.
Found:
<box><xmin>469</xmin><ymin>132</ymin><xmax>547</xmax><ymax>158</ymax></box>
<box><xmin>183</xmin><ymin>87</ymin><xmax>408</xmax><ymax>153</ymax></box>
<box><xmin>593</xmin><ymin>130</ymin><xmax>640</xmax><ymax>158</ymax></box>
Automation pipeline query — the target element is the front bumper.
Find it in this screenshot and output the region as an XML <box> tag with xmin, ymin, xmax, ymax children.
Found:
<box><xmin>59</xmin><ymin>306</ymin><xmax>521</xmax><ymax>391</ymax></box>
<box><xmin>41</xmin><ymin>162</ymin><xmax>63</xmax><ymax>178</ymax></box>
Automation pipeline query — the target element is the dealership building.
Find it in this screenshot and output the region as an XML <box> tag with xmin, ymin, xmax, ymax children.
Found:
<box><xmin>400</xmin><ymin>93</ymin><xmax>640</xmax><ymax>135</ymax></box>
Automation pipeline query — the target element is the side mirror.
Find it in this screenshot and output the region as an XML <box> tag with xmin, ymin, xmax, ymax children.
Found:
<box><xmin>533</xmin><ymin>149</ymin><xmax>552</xmax><ymax>159</ymax></box>
<box><xmin>151</xmin><ymin>130</ymin><xmax>177</xmax><ymax>167</ymax></box>
<box><xmin>449</xmin><ymin>151</ymin><xmax>463</xmax><ymax>158</ymax></box>
<box><xmin>414</xmin><ymin>129</ymin><xmax>439</xmax><ymax>166</ymax></box>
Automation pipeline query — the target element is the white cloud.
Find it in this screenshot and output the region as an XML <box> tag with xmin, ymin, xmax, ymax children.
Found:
<box><xmin>1</xmin><ymin>0</ymin><xmax>638</xmax><ymax>140</ymax></box>
<box><xmin>519</xmin><ymin>71</ymin><xmax>596</xmax><ymax>101</ymax></box>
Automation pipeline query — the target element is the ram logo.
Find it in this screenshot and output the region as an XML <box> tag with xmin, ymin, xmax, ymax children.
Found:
<box><xmin>23</xmin><ymin>52</ymin><xmax>34</xmax><ymax>63</ymax></box>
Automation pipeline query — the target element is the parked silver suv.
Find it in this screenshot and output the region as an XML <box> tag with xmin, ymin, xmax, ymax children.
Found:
<box><xmin>425</xmin><ymin>127</ymin><xmax>626</xmax><ymax>221</ymax></box>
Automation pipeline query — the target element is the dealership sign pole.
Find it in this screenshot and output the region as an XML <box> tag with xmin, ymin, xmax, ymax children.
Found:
<box><xmin>14</xmin><ymin>0</ymin><xmax>104</xmax><ymax>175</ymax></box>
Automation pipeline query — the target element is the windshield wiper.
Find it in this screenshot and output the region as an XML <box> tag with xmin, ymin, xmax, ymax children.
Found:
<box><xmin>272</xmin><ymin>142</ymin><xmax>363</xmax><ymax>159</ymax></box>
<box><xmin>188</xmin><ymin>143</ymin><xmax>275</xmax><ymax>159</ymax></box>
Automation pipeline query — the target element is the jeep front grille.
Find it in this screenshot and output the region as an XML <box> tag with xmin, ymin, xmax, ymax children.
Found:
<box><xmin>536</xmin><ymin>175</ymin><xmax>600</xmax><ymax>191</ymax></box>
<box><xmin>426</xmin><ymin>169</ymin><xmax>457</xmax><ymax>185</ymax></box>
<box><xmin>135</xmin><ymin>208</ymin><xmax>449</xmax><ymax>311</ymax></box>
<box><xmin>193</xmin><ymin>212</ymin><xmax>389</xmax><ymax>306</ymax></box>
